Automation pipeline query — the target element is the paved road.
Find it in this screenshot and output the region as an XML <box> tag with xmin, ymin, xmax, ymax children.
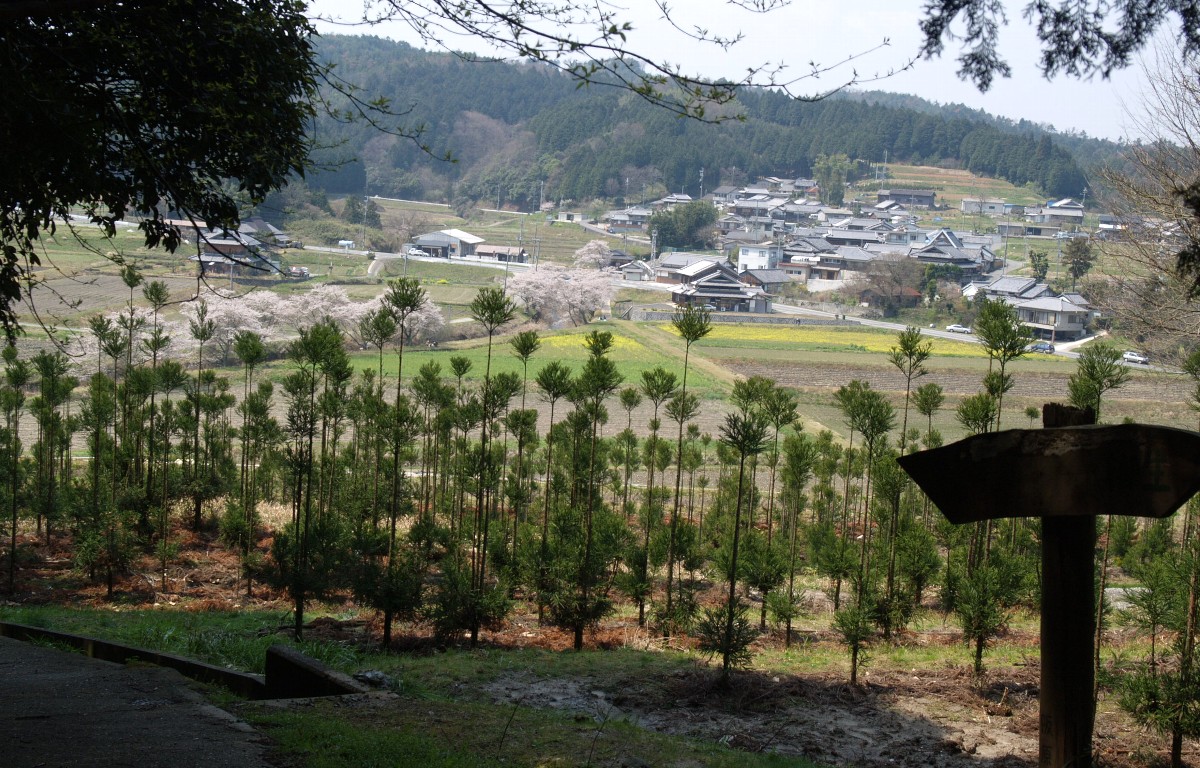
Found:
<box><xmin>0</xmin><ymin>636</ymin><xmax>272</xmax><ymax>768</ymax></box>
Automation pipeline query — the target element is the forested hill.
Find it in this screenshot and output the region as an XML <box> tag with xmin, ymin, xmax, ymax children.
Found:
<box><xmin>837</xmin><ymin>90</ymin><xmax>1128</xmax><ymax>180</ymax></box>
<box><xmin>310</xmin><ymin>34</ymin><xmax>1092</xmax><ymax>206</ymax></box>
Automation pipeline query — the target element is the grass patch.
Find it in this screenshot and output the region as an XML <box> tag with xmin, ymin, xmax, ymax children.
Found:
<box><xmin>245</xmin><ymin>692</ymin><xmax>821</xmax><ymax>768</ymax></box>
<box><xmin>0</xmin><ymin>605</ymin><xmax>356</xmax><ymax>675</ymax></box>
<box><xmin>249</xmin><ymin>708</ymin><xmax>485</xmax><ymax>768</ymax></box>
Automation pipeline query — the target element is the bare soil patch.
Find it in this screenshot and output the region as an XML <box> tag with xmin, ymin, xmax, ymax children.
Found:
<box><xmin>5</xmin><ymin>525</ymin><xmax>1196</xmax><ymax>768</ymax></box>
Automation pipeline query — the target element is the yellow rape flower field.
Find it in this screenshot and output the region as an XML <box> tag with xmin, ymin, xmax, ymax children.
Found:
<box><xmin>661</xmin><ymin>323</ymin><xmax>990</xmax><ymax>358</ymax></box>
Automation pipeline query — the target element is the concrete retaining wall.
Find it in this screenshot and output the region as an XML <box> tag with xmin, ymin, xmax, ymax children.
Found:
<box><xmin>0</xmin><ymin>621</ymin><xmax>366</xmax><ymax>700</ymax></box>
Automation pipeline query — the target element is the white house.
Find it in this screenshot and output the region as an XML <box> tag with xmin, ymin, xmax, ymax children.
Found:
<box><xmin>736</xmin><ymin>241</ymin><xmax>783</xmax><ymax>273</ymax></box>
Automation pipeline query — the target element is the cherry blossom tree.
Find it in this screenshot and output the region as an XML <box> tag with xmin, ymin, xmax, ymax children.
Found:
<box><xmin>507</xmin><ymin>265</ymin><xmax>616</xmax><ymax>327</ymax></box>
<box><xmin>573</xmin><ymin>239</ymin><xmax>613</xmax><ymax>269</ymax></box>
<box><xmin>272</xmin><ymin>284</ymin><xmax>359</xmax><ymax>332</ymax></box>
<box><xmin>401</xmin><ymin>295</ymin><xmax>445</xmax><ymax>345</ymax></box>
<box><xmin>181</xmin><ymin>293</ymin><xmax>261</xmax><ymax>366</ymax></box>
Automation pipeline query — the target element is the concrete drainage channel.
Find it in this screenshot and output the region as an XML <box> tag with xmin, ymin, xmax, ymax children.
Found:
<box><xmin>0</xmin><ymin>621</ymin><xmax>370</xmax><ymax>699</ymax></box>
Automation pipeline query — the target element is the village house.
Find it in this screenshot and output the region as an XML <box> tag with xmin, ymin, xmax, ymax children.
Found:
<box><xmin>961</xmin><ymin>197</ymin><xmax>1007</xmax><ymax>216</ymax></box>
<box><xmin>1096</xmin><ymin>214</ymin><xmax>1130</xmax><ymax>239</ymax></box>
<box><xmin>964</xmin><ymin>275</ymin><xmax>1094</xmax><ymax>340</ymax></box>
<box><xmin>731</xmin><ymin>196</ymin><xmax>788</xmax><ymax>219</ymax></box>
<box><xmin>604</xmin><ymin>206</ymin><xmax>653</xmax><ymax>232</ymax></box>
<box><xmin>772</xmin><ymin>201</ymin><xmax>823</xmax><ymax>224</ymax></box>
<box><xmin>821</xmin><ymin>228</ymin><xmax>884</xmax><ymax>248</ymax></box>
<box><xmin>166</xmin><ymin>218</ymin><xmax>281</xmax><ymax>278</ymax></box>
<box><xmin>710</xmin><ymin>185</ymin><xmax>739</xmax><ymax>205</ymax></box>
<box><xmin>876</xmin><ymin>188</ymin><xmax>937</xmax><ymax>208</ymax></box>
<box><xmin>671</xmin><ymin>262</ymin><xmax>772</xmax><ymax>313</ymax></box>
<box><xmin>1013</xmin><ymin>295</ymin><xmax>1091</xmax><ymax>340</ymax></box>
<box><xmin>652</xmin><ymin>253</ymin><xmax>727</xmax><ymax>283</ymax></box>
<box><xmin>739</xmin><ymin>268</ymin><xmax>793</xmax><ymax>294</ymax></box>
<box><xmin>650</xmin><ymin>193</ymin><xmax>693</xmax><ymax>210</ymax></box>
<box><xmin>412</xmin><ymin>228</ymin><xmax>485</xmax><ymax>259</ymax></box>
<box><xmin>963</xmin><ymin>275</ymin><xmax>1053</xmax><ymax>303</ymax></box>
<box><xmin>815</xmin><ymin>207</ymin><xmax>855</xmax><ymax>222</ymax></box>
<box><xmin>620</xmin><ymin>261</ymin><xmax>656</xmax><ymax>281</ymax></box>
<box><xmin>1025</xmin><ymin>198</ymin><xmax>1085</xmax><ymax>229</ymax></box>
<box><xmin>807</xmin><ymin>245</ymin><xmax>876</xmax><ymax>281</ymax></box>
<box><xmin>237</xmin><ymin>217</ymin><xmax>292</xmax><ymax>247</ymax></box>
<box><xmin>736</xmin><ymin>241</ymin><xmax>783</xmax><ymax>272</ymax></box>
<box><xmin>475</xmin><ymin>245</ymin><xmax>528</xmax><ymax>263</ymax></box>
<box><xmin>909</xmin><ymin>230</ymin><xmax>1000</xmax><ymax>276</ymax></box>
<box><xmin>997</xmin><ymin>221</ymin><xmax>1062</xmax><ymax>238</ymax></box>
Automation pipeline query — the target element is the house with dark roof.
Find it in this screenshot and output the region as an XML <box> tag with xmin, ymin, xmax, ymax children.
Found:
<box><xmin>773</xmin><ymin>202</ymin><xmax>823</xmax><ymax>223</ymax></box>
<box><xmin>966</xmin><ymin>275</ymin><xmax>1053</xmax><ymax>302</ymax></box>
<box><xmin>910</xmin><ymin>230</ymin><xmax>999</xmax><ymax>275</ymax></box>
<box><xmin>604</xmin><ymin>206</ymin><xmax>653</xmax><ymax>232</ymax></box>
<box><xmin>653</xmin><ymin>253</ymin><xmax>727</xmax><ymax>283</ymax></box>
<box><xmin>671</xmin><ymin>263</ymin><xmax>772</xmax><ymax>313</ymax></box>
<box><xmin>476</xmin><ymin>245</ymin><xmax>528</xmax><ymax>263</ymax></box>
<box><xmin>831</xmin><ymin>217</ymin><xmax>895</xmax><ymax>233</ymax></box>
<box><xmin>710</xmin><ymin>185</ymin><xmax>739</xmax><ymax>204</ymax></box>
<box><xmin>238</xmin><ymin>217</ymin><xmax>291</xmax><ymax>247</ymax></box>
<box><xmin>823</xmin><ymin>228</ymin><xmax>883</xmax><ymax>247</ymax></box>
<box><xmin>740</xmin><ymin>268</ymin><xmax>793</xmax><ymax>293</ymax></box>
<box><xmin>877</xmin><ymin>189</ymin><xmax>936</xmax><ymax>208</ymax></box>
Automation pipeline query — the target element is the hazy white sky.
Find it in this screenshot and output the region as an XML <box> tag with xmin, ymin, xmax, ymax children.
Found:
<box><xmin>307</xmin><ymin>0</ymin><xmax>1153</xmax><ymax>142</ymax></box>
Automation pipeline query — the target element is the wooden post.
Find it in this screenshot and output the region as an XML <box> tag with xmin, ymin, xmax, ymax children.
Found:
<box><xmin>1040</xmin><ymin>404</ymin><xmax>1096</xmax><ymax>768</ymax></box>
<box><xmin>897</xmin><ymin>405</ymin><xmax>1200</xmax><ymax>768</ymax></box>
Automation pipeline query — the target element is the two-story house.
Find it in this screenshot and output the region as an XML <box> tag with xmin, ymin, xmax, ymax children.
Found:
<box><xmin>736</xmin><ymin>241</ymin><xmax>783</xmax><ymax>273</ymax></box>
<box><xmin>671</xmin><ymin>262</ymin><xmax>772</xmax><ymax>313</ymax></box>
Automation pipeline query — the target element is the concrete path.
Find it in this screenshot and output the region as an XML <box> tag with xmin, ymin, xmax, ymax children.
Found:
<box><xmin>0</xmin><ymin>636</ymin><xmax>272</xmax><ymax>768</ymax></box>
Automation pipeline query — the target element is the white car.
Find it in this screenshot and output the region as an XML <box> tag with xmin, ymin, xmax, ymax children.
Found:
<box><xmin>1122</xmin><ymin>350</ymin><xmax>1150</xmax><ymax>365</ymax></box>
<box><xmin>945</xmin><ymin>324</ymin><xmax>972</xmax><ymax>334</ymax></box>
<box><xmin>407</xmin><ymin>247</ymin><xmax>429</xmax><ymax>257</ymax></box>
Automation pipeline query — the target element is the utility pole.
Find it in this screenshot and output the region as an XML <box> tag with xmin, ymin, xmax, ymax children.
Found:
<box><xmin>362</xmin><ymin>176</ymin><xmax>368</xmax><ymax>245</ymax></box>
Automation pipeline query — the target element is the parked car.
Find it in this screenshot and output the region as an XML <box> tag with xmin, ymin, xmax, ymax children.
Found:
<box><xmin>1122</xmin><ymin>350</ymin><xmax>1150</xmax><ymax>365</ymax></box>
<box><xmin>1027</xmin><ymin>342</ymin><xmax>1055</xmax><ymax>354</ymax></box>
<box><xmin>945</xmin><ymin>323</ymin><xmax>972</xmax><ymax>334</ymax></box>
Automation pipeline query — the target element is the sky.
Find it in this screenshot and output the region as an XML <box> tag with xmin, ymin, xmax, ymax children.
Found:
<box><xmin>306</xmin><ymin>0</ymin><xmax>1156</xmax><ymax>142</ymax></box>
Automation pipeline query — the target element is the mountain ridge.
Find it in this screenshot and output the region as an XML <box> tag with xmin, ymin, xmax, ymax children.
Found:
<box><xmin>307</xmin><ymin>35</ymin><xmax>1112</xmax><ymax>208</ymax></box>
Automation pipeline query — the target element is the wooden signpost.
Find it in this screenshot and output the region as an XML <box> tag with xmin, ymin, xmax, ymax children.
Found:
<box><xmin>897</xmin><ymin>404</ymin><xmax>1200</xmax><ymax>768</ymax></box>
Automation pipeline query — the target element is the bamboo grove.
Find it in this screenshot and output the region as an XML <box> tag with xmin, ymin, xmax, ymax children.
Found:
<box><xmin>1</xmin><ymin>278</ymin><xmax>1198</xmax><ymax>730</ymax></box>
